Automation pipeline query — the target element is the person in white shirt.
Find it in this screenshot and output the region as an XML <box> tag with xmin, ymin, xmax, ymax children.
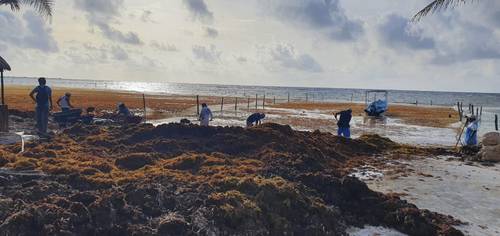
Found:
<box><xmin>199</xmin><ymin>103</ymin><xmax>213</xmax><ymax>126</ymax></box>
<box><xmin>57</xmin><ymin>92</ymin><xmax>74</xmax><ymax>112</ymax></box>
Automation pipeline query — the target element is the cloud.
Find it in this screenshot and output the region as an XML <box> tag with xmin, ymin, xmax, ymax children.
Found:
<box><xmin>378</xmin><ymin>14</ymin><xmax>435</xmax><ymax>50</ymax></box>
<box><xmin>74</xmin><ymin>0</ymin><xmax>123</xmax><ymax>16</ymax></box>
<box><xmin>267</xmin><ymin>43</ymin><xmax>322</xmax><ymax>72</ymax></box>
<box><xmin>235</xmin><ymin>56</ymin><xmax>247</xmax><ymax>63</ymax></box>
<box><xmin>204</xmin><ymin>27</ymin><xmax>219</xmax><ymax>38</ymax></box>
<box><xmin>192</xmin><ymin>44</ymin><xmax>221</xmax><ymax>63</ymax></box>
<box><xmin>150</xmin><ymin>41</ymin><xmax>178</xmax><ymax>51</ymax></box>
<box><xmin>95</xmin><ymin>22</ymin><xmax>142</xmax><ymax>45</ymax></box>
<box><xmin>141</xmin><ymin>10</ymin><xmax>153</xmax><ymax>23</ymax></box>
<box><xmin>74</xmin><ymin>0</ymin><xmax>143</xmax><ymax>45</ymax></box>
<box><xmin>266</xmin><ymin>0</ymin><xmax>363</xmax><ymax>41</ymax></box>
<box><xmin>0</xmin><ymin>10</ymin><xmax>58</xmax><ymax>53</ymax></box>
<box><xmin>183</xmin><ymin>0</ymin><xmax>214</xmax><ymax>24</ymax></box>
<box><xmin>110</xmin><ymin>45</ymin><xmax>128</xmax><ymax>60</ymax></box>
<box><xmin>431</xmin><ymin>21</ymin><xmax>500</xmax><ymax>64</ymax></box>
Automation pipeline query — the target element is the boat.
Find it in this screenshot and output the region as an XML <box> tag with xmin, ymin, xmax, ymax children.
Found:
<box><xmin>364</xmin><ymin>90</ymin><xmax>388</xmax><ymax>116</ymax></box>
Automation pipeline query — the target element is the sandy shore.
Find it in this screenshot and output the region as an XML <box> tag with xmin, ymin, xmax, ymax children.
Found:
<box><xmin>4</xmin><ymin>86</ymin><xmax>460</xmax><ymax>129</ymax></box>
<box><xmin>2</xmin><ymin>85</ymin><xmax>465</xmax><ymax>149</ymax></box>
<box><xmin>3</xmin><ymin>86</ymin><xmax>221</xmax><ymax>120</ymax></box>
<box><xmin>271</xmin><ymin>102</ymin><xmax>459</xmax><ymax>129</ymax></box>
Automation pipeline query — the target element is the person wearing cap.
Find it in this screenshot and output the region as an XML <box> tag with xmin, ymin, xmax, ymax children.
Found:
<box><xmin>57</xmin><ymin>92</ymin><xmax>74</xmax><ymax>112</ymax></box>
<box><xmin>464</xmin><ymin>115</ymin><xmax>479</xmax><ymax>146</ymax></box>
<box><xmin>334</xmin><ymin>108</ymin><xmax>352</xmax><ymax>138</ymax></box>
<box><xmin>199</xmin><ymin>103</ymin><xmax>213</xmax><ymax>126</ymax></box>
<box><xmin>246</xmin><ymin>113</ymin><xmax>265</xmax><ymax>127</ymax></box>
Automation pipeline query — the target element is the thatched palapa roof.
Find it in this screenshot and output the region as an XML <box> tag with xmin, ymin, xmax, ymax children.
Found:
<box><xmin>0</xmin><ymin>56</ymin><xmax>11</xmax><ymax>72</ymax></box>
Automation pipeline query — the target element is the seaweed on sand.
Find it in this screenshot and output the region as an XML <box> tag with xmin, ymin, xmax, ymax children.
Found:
<box><xmin>0</xmin><ymin>123</ymin><xmax>463</xmax><ymax>235</ymax></box>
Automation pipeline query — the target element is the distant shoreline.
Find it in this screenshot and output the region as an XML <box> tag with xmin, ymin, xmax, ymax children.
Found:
<box><xmin>4</xmin><ymin>76</ymin><xmax>500</xmax><ymax>95</ymax></box>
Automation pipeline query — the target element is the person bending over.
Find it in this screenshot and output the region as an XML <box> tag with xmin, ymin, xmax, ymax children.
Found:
<box><xmin>334</xmin><ymin>109</ymin><xmax>352</xmax><ymax>138</ymax></box>
<box><xmin>117</xmin><ymin>103</ymin><xmax>132</xmax><ymax>117</ymax></box>
<box><xmin>246</xmin><ymin>113</ymin><xmax>265</xmax><ymax>127</ymax></box>
<box><xmin>464</xmin><ymin>115</ymin><xmax>479</xmax><ymax>146</ymax></box>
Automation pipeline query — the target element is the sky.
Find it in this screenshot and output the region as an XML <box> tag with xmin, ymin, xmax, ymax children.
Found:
<box><xmin>0</xmin><ymin>0</ymin><xmax>499</xmax><ymax>93</ymax></box>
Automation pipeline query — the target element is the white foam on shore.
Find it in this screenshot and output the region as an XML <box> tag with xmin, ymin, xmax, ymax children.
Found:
<box><xmin>347</xmin><ymin>226</ymin><xmax>407</xmax><ymax>236</ymax></box>
<box><xmin>366</xmin><ymin>156</ymin><xmax>500</xmax><ymax>236</ymax></box>
<box><xmin>348</xmin><ymin>165</ymin><xmax>384</xmax><ymax>181</ymax></box>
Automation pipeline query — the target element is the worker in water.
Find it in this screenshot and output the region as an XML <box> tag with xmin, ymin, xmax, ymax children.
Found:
<box><xmin>199</xmin><ymin>103</ymin><xmax>213</xmax><ymax>126</ymax></box>
<box><xmin>246</xmin><ymin>113</ymin><xmax>265</xmax><ymax>127</ymax></box>
<box><xmin>117</xmin><ymin>103</ymin><xmax>132</xmax><ymax>117</ymax></box>
<box><xmin>464</xmin><ymin>115</ymin><xmax>479</xmax><ymax>146</ymax></box>
<box><xmin>334</xmin><ymin>109</ymin><xmax>352</xmax><ymax>138</ymax></box>
<box><xmin>57</xmin><ymin>92</ymin><xmax>74</xmax><ymax>112</ymax></box>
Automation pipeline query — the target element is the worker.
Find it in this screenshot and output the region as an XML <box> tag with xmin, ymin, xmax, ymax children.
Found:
<box><xmin>199</xmin><ymin>103</ymin><xmax>213</xmax><ymax>126</ymax></box>
<box><xmin>117</xmin><ymin>103</ymin><xmax>132</xmax><ymax>117</ymax></box>
<box><xmin>246</xmin><ymin>113</ymin><xmax>265</xmax><ymax>127</ymax></box>
<box><xmin>334</xmin><ymin>109</ymin><xmax>352</xmax><ymax>138</ymax></box>
<box><xmin>464</xmin><ymin>115</ymin><xmax>479</xmax><ymax>146</ymax></box>
<box><xmin>57</xmin><ymin>92</ymin><xmax>74</xmax><ymax>112</ymax></box>
<box><xmin>29</xmin><ymin>77</ymin><xmax>53</xmax><ymax>135</ymax></box>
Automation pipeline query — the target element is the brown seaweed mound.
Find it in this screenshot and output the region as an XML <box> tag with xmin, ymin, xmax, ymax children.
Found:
<box><xmin>0</xmin><ymin>123</ymin><xmax>462</xmax><ymax>235</ymax></box>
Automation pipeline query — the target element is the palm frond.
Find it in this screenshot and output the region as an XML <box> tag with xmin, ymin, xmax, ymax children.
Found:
<box><xmin>0</xmin><ymin>0</ymin><xmax>53</xmax><ymax>17</ymax></box>
<box><xmin>412</xmin><ymin>0</ymin><xmax>469</xmax><ymax>21</ymax></box>
<box><xmin>0</xmin><ymin>0</ymin><xmax>21</xmax><ymax>11</ymax></box>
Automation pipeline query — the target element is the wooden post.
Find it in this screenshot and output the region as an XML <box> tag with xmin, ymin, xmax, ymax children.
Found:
<box><xmin>476</xmin><ymin>108</ymin><xmax>479</xmax><ymax>119</ymax></box>
<box><xmin>495</xmin><ymin>114</ymin><xmax>498</xmax><ymax>131</ymax></box>
<box><xmin>221</xmin><ymin>97</ymin><xmax>224</xmax><ymax>112</ymax></box>
<box><xmin>472</xmin><ymin>105</ymin><xmax>475</xmax><ymax>115</ymax></box>
<box><xmin>480</xmin><ymin>106</ymin><xmax>483</xmax><ymax>120</ymax></box>
<box><xmin>457</xmin><ymin>102</ymin><xmax>462</xmax><ymax>121</ymax></box>
<box><xmin>142</xmin><ymin>94</ymin><xmax>147</xmax><ymax>123</ymax></box>
<box><xmin>0</xmin><ymin>70</ymin><xmax>7</xmax><ymax>132</ymax></box>
<box><xmin>430</xmin><ymin>100</ymin><xmax>433</xmax><ymax>106</ymax></box>
<box><xmin>0</xmin><ymin>104</ymin><xmax>8</xmax><ymax>132</ymax></box>
<box><xmin>235</xmin><ymin>97</ymin><xmax>238</xmax><ymax>111</ymax></box>
<box><xmin>273</xmin><ymin>96</ymin><xmax>276</xmax><ymax>104</ymax></box>
<box><xmin>196</xmin><ymin>95</ymin><xmax>200</xmax><ymax>115</ymax></box>
<box><xmin>287</xmin><ymin>92</ymin><xmax>290</xmax><ymax>103</ymax></box>
<box><xmin>351</xmin><ymin>93</ymin><xmax>353</xmax><ymax>102</ymax></box>
<box><xmin>416</xmin><ymin>100</ymin><xmax>418</xmax><ymax>106</ymax></box>
<box><xmin>247</xmin><ymin>97</ymin><xmax>250</xmax><ymax>109</ymax></box>
<box><xmin>263</xmin><ymin>94</ymin><xmax>266</xmax><ymax>109</ymax></box>
<box><xmin>1</xmin><ymin>70</ymin><xmax>4</xmax><ymax>105</ymax></box>
<box><xmin>306</xmin><ymin>93</ymin><xmax>308</xmax><ymax>102</ymax></box>
<box><xmin>255</xmin><ymin>94</ymin><xmax>258</xmax><ymax>109</ymax></box>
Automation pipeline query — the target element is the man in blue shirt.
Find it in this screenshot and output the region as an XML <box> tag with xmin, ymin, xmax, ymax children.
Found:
<box><xmin>334</xmin><ymin>109</ymin><xmax>352</xmax><ymax>138</ymax></box>
<box><xmin>246</xmin><ymin>113</ymin><xmax>265</xmax><ymax>127</ymax></box>
<box><xmin>29</xmin><ymin>77</ymin><xmax>53</xmax><ymax>135</ymax></box>
<box><xmin>117</xmin><ymin>103</ymin><xmax>132</xmax><ymax>117</ymax></box>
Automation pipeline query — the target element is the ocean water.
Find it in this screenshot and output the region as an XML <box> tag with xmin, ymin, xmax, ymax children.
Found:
<box><xmin>4</xmin><ymin>76</ymin><xmax>500</xmax><ymax>135</ymax></box>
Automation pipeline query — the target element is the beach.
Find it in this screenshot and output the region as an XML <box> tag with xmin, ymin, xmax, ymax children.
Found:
<box><xmin>1</xmin><ymin>85</ymin><xmax>499</xmax><ymax>235</ymax></box>
<box><xmin>1</xmin><ymin>0</ymin><xmax>498</xmax><ymax>234</ymax></box>
<box><xmin>4</xmin><ymin>85</ymin><xmax>462</xmax><ymax>145</ymax></box>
